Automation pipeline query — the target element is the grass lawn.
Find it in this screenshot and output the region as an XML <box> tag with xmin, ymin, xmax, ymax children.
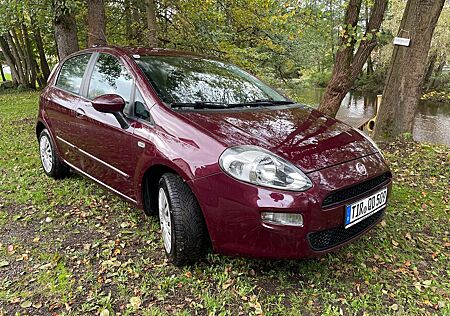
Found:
<box><xmin>0</xmin><ymin>90</ymin><xmax>449</xmax><ymax>315</ymax></box>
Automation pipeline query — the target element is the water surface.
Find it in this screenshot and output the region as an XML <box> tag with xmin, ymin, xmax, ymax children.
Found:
<box><xmin>287</xmin><ymin>87</ymin><xmax>450</xmax><ymax>146</ymax></box>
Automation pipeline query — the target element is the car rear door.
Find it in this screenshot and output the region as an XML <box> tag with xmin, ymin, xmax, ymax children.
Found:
<box><xmin>45</xmin><ymin>53</ymin><xmax>93</xmax><ymax>168</ymax></box>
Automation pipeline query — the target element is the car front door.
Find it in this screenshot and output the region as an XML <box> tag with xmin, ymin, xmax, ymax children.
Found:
<box><xmin>76</xmin><ymin>53</ymin><xmax>137</xmax><ymax>201</ymax></box>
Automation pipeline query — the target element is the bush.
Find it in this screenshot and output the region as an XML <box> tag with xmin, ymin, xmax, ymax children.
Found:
<box><xmin>355</xmin><ymin>68</ymin><xmax>387</xmax><ymax>94</ymax></box>
<box><xmin>309</xmin><ymin>72</ymin><xmax>331</xmax><ymax>88</ymax></box>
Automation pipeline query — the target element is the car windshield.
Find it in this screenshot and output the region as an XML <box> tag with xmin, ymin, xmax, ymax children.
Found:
<box><xmin>135</xmin><ymin>55</ymin><xmax>289</xmax><ymax>108</ymax></box>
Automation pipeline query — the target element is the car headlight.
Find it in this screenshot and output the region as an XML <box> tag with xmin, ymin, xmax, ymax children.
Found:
<box><xmin>354</xmin><ymin>129</ymin><xmax>385</xmax><ymax>160</ymax></box>
<box><xmin>219</xmin><ymin>145</ymin><xmax>312</xmax><ymax>191</ymax></box>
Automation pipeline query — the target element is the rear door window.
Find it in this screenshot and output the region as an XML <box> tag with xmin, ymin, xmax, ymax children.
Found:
<box><xmin>56</xmin><ymin>54</ymin><xmax>92</xmax><ymax>94</ymax></box>
<box><xmin>87</xmin><ymin>54</ymin><xmax>133</xmax><ymax>106</ymax></box>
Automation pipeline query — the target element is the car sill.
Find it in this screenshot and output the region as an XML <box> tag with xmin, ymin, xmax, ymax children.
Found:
<box><xmin>63</xmin><ymin>160</ymin><xmax>137</xmax><ymax>204</ymax></box>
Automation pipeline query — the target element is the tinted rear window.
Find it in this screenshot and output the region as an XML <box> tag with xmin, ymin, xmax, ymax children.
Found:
<box><xmin>56</xmin><ymin>54</ymin><xmax>92</xmax><ymax>94</ymax></box>
<box><xmin>135</xmin><ymin>56</ymin><xmax>286</xmax><ymax>105</ymax></box>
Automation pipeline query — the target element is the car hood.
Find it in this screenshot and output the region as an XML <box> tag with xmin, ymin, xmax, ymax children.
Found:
<box><xmin>178</xmin><ymin>104</ymin><xmax>377</xmax><ymax>173</ymax></box>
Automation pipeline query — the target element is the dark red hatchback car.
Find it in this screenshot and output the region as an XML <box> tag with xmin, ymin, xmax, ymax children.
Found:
<box><xmin>37</xmin><ymin>46</ymin><xmax>392</xmax><ymax>265</ymax></box>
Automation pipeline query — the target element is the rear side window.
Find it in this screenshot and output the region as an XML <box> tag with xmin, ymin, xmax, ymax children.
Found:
<box><xmin>56</xmin><ymin>54</ymin><xmax>92</xmax><ymax>94</ymax></box>
<box><xmin>87</xmin><ymin>54</ymin><xmax>133</xmax><ymax>105</ymax></box>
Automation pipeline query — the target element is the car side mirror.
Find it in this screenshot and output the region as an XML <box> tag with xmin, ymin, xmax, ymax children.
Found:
<box><xmin>91</xmin><ymin>94</ymin><xmax>129</xmax><ymax>129</ymax></box>
<box><xmin>92</xmin><ymin>94</ymin><xmax>125</xmax><ymax>113</ymax></box>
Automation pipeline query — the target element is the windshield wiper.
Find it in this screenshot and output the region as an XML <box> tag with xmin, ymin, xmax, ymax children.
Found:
<box><xmin>170</xmin><ymin>101</ymin><xmax>229</xmax><ymax>109</ymax></box>
<box><xmin>231</xmin><ymin>99</ymin><xmax>296</xmax><ymax>107</ymax></box>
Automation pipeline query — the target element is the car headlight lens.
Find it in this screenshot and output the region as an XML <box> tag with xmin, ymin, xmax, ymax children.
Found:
<box><xmin>219</xmin><ymin>145</ymin><xmax>312</xmax><ymax>191</ymax></box>
<box><xmin>354</xmin><ymin>129</ymin><xmax>385</xmax><ymax>160</ymax></box>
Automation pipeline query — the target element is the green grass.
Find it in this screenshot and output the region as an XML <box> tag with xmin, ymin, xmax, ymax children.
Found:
<box><xmin>2</xmin><ymin>72</ymin><xmax>12</xmax><ymax>81</ymax></box>
<box><xmin>0</xmin><ymin>90</ymin><xmax>449</xmax><ymax>315</ymax></box>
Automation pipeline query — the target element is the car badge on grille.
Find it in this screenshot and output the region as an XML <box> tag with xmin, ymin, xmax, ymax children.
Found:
<box><xmin>356</xmin><ymin>162</ymin><xmax>367</xmax><ymax>175</ymax></box>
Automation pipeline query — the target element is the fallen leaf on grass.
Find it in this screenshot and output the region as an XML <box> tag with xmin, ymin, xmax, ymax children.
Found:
<box><xmin>0</xmin><ymin>260</ymin><xmax>9</xmax><ymax>267</ymax></box>
<box><xmin>100</xmin><ymin>309</ymin><xmax>110</xmax><ymax>316</ymax></box>
<box><xmin>130</xmin><ymin>296</ymin><xmax>141</xmax><ymax>309</ymax></box>
<box><xmin>20</xmin><ymin>301</ymin><xmax>32</xmax><ymax>308</ymax></box>
<box><xmin>32</xmin><ymin>302</ymin><xmax>42</xmax><ymax>309</ymax></box>
<box><xmin>392</xmin><ymin>240</ymin><xmax>399</xmax><ymax>246</ymax></box>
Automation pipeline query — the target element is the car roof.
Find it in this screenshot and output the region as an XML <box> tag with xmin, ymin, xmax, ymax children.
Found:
<box><xmin>80</xmin><ymin>46</ymin><xmax>207</xmax><ymax>59</ymax></box>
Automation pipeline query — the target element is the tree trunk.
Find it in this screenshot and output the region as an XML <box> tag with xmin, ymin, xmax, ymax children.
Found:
<box><xmin>21</xmin><ymin>23</ymin><xmax>37</xmax><ymax>89</ymax></box>
<box><xmin>423</xmin><ymin>52</ymin><xmax>437</xmax><ymax>90</ymax></box>
<box><xmin>124</xmin><ymin>0</ymin><xmax>133</xmax><ymax>42</ymax></box>
<box><xmin>54</xmin><ymin>10</ymin><xmax>80</xmax><ymax>60</ymax></box>
<box><xmin>0</xmin><ymin>35</ymin><xmax>19</xmax><ymax>85</ymax></box>
<box><xmin>318</xmin><ymin>0</ymin><xmax>387</xmax><ymax>117</ymax></box>
<box><xmin>373</xmin><ymin>0</ymin><xmax>445</xmax><ymax>140</ymax></box>
<box><xmin>87</xmin><ymin>0</ymin><xmax>107</xmax><ymax>46</ymax></box>
<box><xmin>5</xmin><ymin>32</ymin><xmax>26</xmax><ymax>85</ymax></box>
<box><xmin>30</xmin><ymin>15</ymin><xmax>51</xmax><ymax>82</ymax></box>
<box><xmin>12</xmin><ymin>28</ymin><xmax>30</xmax><ymax>86</ymax></box>
<box><xmin>145</xmin><ymin>0</ymin><xmax>158</xmax><ymax>47</ymax></box>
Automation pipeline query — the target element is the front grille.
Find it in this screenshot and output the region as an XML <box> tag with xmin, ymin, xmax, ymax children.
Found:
<box><xmin>308</xmin><ymin>210</ymin><xmax>383</xmax><ymax>251</ymax></box>
<box><xmin>322</xmin><ymin>172</ymin><xmax>391</xmax><ymax>207</ymax></box>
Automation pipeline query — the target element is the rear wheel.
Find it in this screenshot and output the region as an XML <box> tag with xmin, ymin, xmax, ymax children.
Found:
<box><xmin>39</xmin><ymin>129</ymin><xmax>69</xmax><ymax>179</ymax></box>
<box><xmin>158</xmin><ymin>173</ymin><xmax>207</xmax><ymax>265</ymax></box>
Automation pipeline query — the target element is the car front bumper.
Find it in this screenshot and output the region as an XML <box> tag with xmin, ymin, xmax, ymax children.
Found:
<box><xmin>189</xmin><ymin>153</ymin><xmax>392</xmax><ymax>259</ymax></box>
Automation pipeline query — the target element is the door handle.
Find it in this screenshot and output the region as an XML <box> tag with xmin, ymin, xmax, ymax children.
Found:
<box><xmin>75</xmin><ymin>108</ymin><xmax>86</xmax><ymax>119</ymax></box>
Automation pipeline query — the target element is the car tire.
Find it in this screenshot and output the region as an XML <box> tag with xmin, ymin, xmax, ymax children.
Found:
<box><xmin>158</xmin><ymin>173</ymin><xmax>207</xmax><ymax>265</ymax></box>
<box><xmin>39</xmin><ymin>129</ymin><xmax>69</xmax><ymax>179</ymax></box>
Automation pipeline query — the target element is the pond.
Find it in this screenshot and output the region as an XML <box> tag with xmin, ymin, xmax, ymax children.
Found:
<box><xmin>287</xmin><ymin>87</ymin><xmax>450</xmax><ymax>146</ymax></box>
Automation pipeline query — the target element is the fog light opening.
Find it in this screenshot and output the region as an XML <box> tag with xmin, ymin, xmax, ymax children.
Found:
<box><xmin>261</xmin><ymin>212</ymin><xmax>303</xmax><ymax>227</ymax></box>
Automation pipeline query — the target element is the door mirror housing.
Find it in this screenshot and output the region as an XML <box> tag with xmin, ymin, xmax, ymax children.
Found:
<box><xmin>91</xmin><ymin>94</ymin><xmax>129</xmax><ymax>129</ymax></box>
<box><xmin>92</xmin><ymin>94</ymin><xmax>125</xmax><ymax>113</ymax></box>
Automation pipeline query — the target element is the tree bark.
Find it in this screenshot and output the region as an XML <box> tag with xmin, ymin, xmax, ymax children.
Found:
<box><xmin>373</xmin><ymin>0</ymin><xmax>446</xmax><ymax>140</ymax></box>
<box><xmin>146</xmin><ymin>0</ymin><xmax>158</xmax><ymax>47</ymax></box>
<box><xmin>0</xmin><ymin>35</ymin><xmax>19</xmax><ymax>85</ymax></box>
<box><xmin>87</xmin><ymin>0</ymin><xmax>107</xmax><ymax>46</ymax></box>
<box><xmin>5</xmin><ymin>32</ymin><xmax>27</xmax><ymax>85</ymax></box>
<box><xmin>54</xmin><ymin>9</ymin><xmax>80</xmax><ymax>60</ymax></box>
<box><xmin>318</xmin><ymin>0</ymin><xmax>387</xmax><ymax>117</ymax></box>
<box><xmin>124</xmin><ymin>0</ymin><xmax>133</xmax><ymax>42</ymax></box>
<box><xmin>12</xmin><ymin>28</ymin><xmax>30</xmax><ymax>86</ymax></box>
<box><xmin>21</xmin><ymin>23</ymin><xmax>37</xmax><ymax>89</ymax></box>
<box><xmin>30</xmin><ymin>15</ymin><xmax>51</xmax><ymax>82</ymax></box>
<box><xmin>423</xmin><ymin>52</ymin><xmax>437</xmax><ymax>90</ymax></box>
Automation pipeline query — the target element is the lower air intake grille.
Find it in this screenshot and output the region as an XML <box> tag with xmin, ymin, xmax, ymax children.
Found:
<box><xmin>308</xmin><ymin>210</ymin><xmax>384</xmax><ymax>251</ymax></box>
<box><xmin>322</xmin><ymin>172</ymin><xmax>391</xmax><ymax>207</ymax></box>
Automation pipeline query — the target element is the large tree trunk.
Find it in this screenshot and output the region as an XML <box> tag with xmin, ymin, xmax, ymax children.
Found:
<box><xmin>145</xmin><ymin>0</ymin><xmax>158</xmax><ymax>47</ymax></box>
<box><xmin>54</xmin><ymin>10</ymin><xmax>79</xmax><ymax>60</ymax></box>
<box><xmin>30</xmin><ymin>15</ymin><xmax>51</xmax><ymax>82</ymax></box>
<box><xmin>87</xmin><ymin>0</ymin><xmax>107</xmax><ymax>46</ymax></box>
<box><xmin>318</xmin><ymin>0</ymin><xmax>387</xmax><ymax>117</ymax></box>
<box><xmin>373</xmin><ymin>0</ymin><xmax>445</xmax><ymax>140</ymax></box>
<box><xmin>5</xmin><ymin>32</ymin><xmax>27</xmax><ymax>85</ymax></box>
<box><xmin>0</xmin><ymin>35</ymin><xmax>19</xmax><ymax>85</ymax></box>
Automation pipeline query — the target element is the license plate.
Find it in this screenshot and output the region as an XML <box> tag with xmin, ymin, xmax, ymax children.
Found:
<box><xmin>345</xmin><ymin>187</ymin><xmax>388</xmax><ymax>228</ymax></box>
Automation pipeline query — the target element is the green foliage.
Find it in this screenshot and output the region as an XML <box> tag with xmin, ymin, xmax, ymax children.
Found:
<box><xmin>308</xmin><ymin>71</ymin><xmax>332</xmax><ymax>88</ymax></box>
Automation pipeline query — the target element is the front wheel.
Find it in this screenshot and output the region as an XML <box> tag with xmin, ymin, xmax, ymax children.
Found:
<box><xmin>158</xmin><ymin>173</ymin><xmax>208</xmax><ymax>265</ymax></box>
<box><xmin>39</xmin><ymin>129</ymin><xmax>69</xmax><ymax>179</ymax></box>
